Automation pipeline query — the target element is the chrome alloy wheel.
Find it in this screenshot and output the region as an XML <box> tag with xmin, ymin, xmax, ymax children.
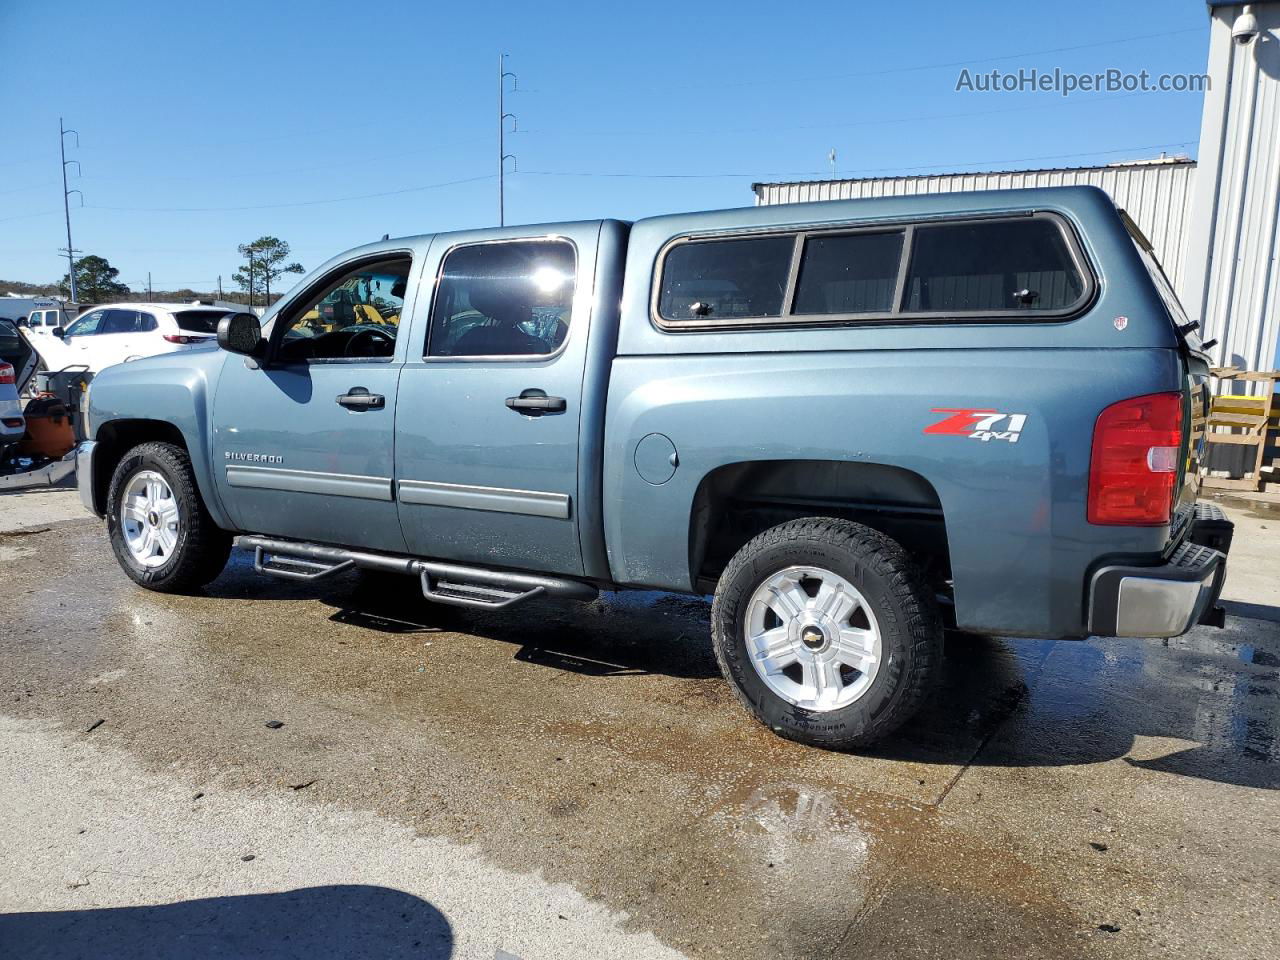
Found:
<box><xmin>120</xmin><ymin>469</ymin><xmax>180</xmax><ymax>568</ymax></box>
<box><xmin>744</xmin><ymin>565</ymin><xmax>882</xmax><ymax>711</ymax></box>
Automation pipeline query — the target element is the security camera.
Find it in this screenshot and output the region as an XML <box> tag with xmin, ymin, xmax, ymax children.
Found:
<box><xmin>1232</xmin><ymin>5</ymin><xmax>1260</xmax><ymax>45</ymax></box>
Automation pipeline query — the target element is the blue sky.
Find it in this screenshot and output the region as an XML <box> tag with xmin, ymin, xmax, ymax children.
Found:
<box><xmin>2</xmin><ymin>0</ymin><xmax>1211</xmax><ymax>293</ymax></box>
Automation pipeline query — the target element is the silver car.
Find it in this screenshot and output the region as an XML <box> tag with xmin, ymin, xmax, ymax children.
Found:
<box><xmin>1</xmin><ymin>318</ymin><xmax>36</xmax><ymax>451</ymax></box>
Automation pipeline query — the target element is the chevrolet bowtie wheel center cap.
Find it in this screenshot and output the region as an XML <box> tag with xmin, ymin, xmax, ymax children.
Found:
<box><xmin>801</xmin><ymin>625</ymin><xmax>828</xmax><ymax>651</ymax></box>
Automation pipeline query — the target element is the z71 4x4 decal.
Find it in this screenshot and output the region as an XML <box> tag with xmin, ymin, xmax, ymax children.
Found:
<box><xmin>924</xmin><ymin>408</ymin><xmax>1028</xmax><ymax>444</ymax></box>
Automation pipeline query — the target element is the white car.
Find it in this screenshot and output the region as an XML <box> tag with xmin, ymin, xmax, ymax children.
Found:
<box><xmin>32</xmin><ymin>303</ymin><xmax>234</xmax><ymax>374</ymax></box>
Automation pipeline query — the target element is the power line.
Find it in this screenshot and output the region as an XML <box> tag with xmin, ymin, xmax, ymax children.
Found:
<box><xmin>517</xmin><ymin>140</ymin><xmax>1199</xmax><ymax>182</ymax></box>
<box><xmin>0</xmin><ymin>210</ymin><xmax>61</xmax><ymax>224</ymax></box>
<box><xmin>85</xmin><ymin>174</ymin><xmax>494</xmax><ymax>213</ymax></box>
<box><xmin>559</xmin><ymin>27</ymin><xmax>1206</xmax><ymax>95</ymax></box>
<box><xmin>531</xmin><ymin>90</ymin><xmax>1157</xmax><ymax>140</ymax></box>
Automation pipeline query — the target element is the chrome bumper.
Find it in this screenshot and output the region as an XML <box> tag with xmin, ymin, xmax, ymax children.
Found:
<box><xmin>76</xmin><ymin>440</ymin><xmax>100</xmax><ymax>516</ymax></box>
<box><xmin>1088</xmin><ymin>503</ymin><xmax>1231</xmax><ymax>638</ymax></box>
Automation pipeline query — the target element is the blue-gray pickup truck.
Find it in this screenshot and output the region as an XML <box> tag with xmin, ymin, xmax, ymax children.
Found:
<box><xmin>77</xmin><ymin>186</ymin><xmax>1233</xmax><ymax>749</ymax></box>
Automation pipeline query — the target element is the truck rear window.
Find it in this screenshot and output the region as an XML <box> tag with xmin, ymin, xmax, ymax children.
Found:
<box><xmin>654</xmin><ymin>212</ymin><xmax>1092</xmax><ymax>328</ymax></box>
<box><xmin>174</xmin><ymin>310</ymin><xmax>228</xmax><ymax>334</ymax></box>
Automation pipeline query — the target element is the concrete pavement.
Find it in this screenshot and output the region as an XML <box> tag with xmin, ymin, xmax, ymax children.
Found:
<box><xmin>1</xmin><ymin>487</ymin><xmax>1278</xmax><ymax>958</ymax></box>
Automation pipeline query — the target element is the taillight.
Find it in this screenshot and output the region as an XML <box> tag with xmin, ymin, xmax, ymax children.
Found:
<box><xmin>0</xmin><ymin>363</ymin><xmax>13</xmax><ymax>385</ymax></box>
<box><xmin>163</xmin><ymin>334</ymin><xmax>196</xmax><ymax>344</ymax></box>
<box><xmin>1088</xmin><ymin>392</ymin><xmax>1183</xmax><ymax>525</ymax></box>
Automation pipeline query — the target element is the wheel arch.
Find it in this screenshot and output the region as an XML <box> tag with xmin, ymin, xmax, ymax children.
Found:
<box><xmin>91</xmin><ymin>419</ymin><xmax>229</xmax><ymax>529</ymax></box>
<box><xmin>688</xmin><ymin>459</ymin><xmax>951</xmax><ymax>595</ymax></box>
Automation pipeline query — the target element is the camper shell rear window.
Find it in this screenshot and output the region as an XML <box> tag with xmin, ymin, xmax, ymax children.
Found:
<box><xmin>653</xmin><ymin>212</ymin><xmax>1093</xmax><ymax>330</ymax></box>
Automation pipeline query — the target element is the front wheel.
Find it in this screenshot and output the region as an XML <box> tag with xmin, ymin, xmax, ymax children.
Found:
<box><xmin>105</xmin><ymin>441</ymin><xmax>232</xmax><ymax>592</ymax></box>
<box><xmin>711</xmin><ymin>517</ymin><xmax>942</xmax><ymax>750</ymax></box>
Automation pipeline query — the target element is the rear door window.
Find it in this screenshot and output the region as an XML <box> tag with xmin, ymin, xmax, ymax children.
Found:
<box><xmin>100</xmin><ymin>309</ymin><xmax>141</xmax><ymax>334</ymax></box>
<box><xmin>428</xmin><ymin>240</ymin><xmax>576</xmax><ymax>357</ymax></box>
<box><xmin>657</xmin><ymin>235</ymin><xmax>793</xmax><ymax>323</ymax></box>
<box><xmin>902</xmin><ymin>218</ymin><xmax>1084</xmax><ymax>313</ymax></box>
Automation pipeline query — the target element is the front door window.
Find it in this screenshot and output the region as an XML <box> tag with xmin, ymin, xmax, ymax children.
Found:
<box><xmin>275</xmin><ymin>257</ymin><xmax>411</xmax><ymax>363</ymax></box>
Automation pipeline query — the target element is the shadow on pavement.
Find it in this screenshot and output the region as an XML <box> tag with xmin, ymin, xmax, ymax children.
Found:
<box><xmin>1221</xmin><ymin>598</ymin><xmax>1280</xmax><ymax>624</ymax></box>
<box><xmin>0</xmin><ymin>885</ymin><xmax>452</xmax><ymax>960</ymax></box>
<box><xmin>203</xmin><ymin>553</ymin><xmax>1280</xmax><ymax>791</ymax></box>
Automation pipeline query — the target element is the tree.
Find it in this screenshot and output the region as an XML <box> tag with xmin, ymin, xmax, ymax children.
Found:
<box><xmin>59</xmin><ymin>254</ymin><xmax>130</xmax><ymax>302</ymax></box>
<box><xmin>233</xmin><ymin>237</ymin><xmax>304</xmax><ymax>307</ymax></box>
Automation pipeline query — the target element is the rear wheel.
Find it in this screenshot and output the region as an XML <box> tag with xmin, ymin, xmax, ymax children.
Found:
<box><xmin>106</xmin><ymin>441</ymin><xmax>232</xmax><ymax>592</ymax></box>
<box><xmin>711</xmin><ymin>517</ymin><xmax>942</xmax><ymax>750</ymax></box>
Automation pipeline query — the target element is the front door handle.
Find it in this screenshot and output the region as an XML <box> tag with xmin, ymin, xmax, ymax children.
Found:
<box><xmin>506</xmin><ymin>390</ymin><xmax>566</xmax><ymax>414</ymax></box>
<box><xmin>336</xmin><ymin>386</ymin><xmax>385</xmax><ymax>410</ymax></box>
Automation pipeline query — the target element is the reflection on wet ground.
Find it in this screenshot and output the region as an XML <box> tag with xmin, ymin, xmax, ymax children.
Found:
<box><xmin>4</xmin><ymin>524</ymin><xmax>1280</xmax><ymax>959</ymax></box>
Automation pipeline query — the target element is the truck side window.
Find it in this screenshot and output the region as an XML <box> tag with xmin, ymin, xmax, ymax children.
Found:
<box><xmin>428</xmin><ymin>240</ymin><xmax>575</xmax><ymax>358</ymax></box>
<box><xmin>275</xmin><ymin>256</ymin><xmax>411</xmax><ymax>363</ymax></box>
<box><xmin>902</xmin><ymin>219</ymin><xmax>1084</xmax><ymax>313</ymax></box>
<box><xmin>792</xmin><ymin>231</ymin><xmax>905</xmax><ymax>315</ymax></box>
<box><xmin>658</xmin><ymin>235</ymin><xmax>792</xmax><ymax>322</ymax></box>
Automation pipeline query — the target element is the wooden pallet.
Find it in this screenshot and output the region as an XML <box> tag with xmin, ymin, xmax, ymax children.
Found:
<box><xmin>1202</xmin><ymin>370</ymin><xmax>1278</xmax><ymax>492</ymax></box>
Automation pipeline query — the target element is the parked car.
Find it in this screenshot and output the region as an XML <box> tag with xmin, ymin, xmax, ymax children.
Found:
<box><xmin>0</xmin><ymin>318</ymin><xmax>37</xmax><ymax>454</ymax></box>
<box><xmin>76</xmin><ymin>186</ymin><xmax>1232</xmax><ymax>750</ymax></box>
<box><xmin>30</xmin><ymin>303</ymin><xmax>233</xmax><ymax>374</ymax></box>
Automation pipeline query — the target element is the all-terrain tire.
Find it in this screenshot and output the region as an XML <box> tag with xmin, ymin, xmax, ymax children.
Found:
<box><xmin>105</xmin><ymin>441</ymin><xmax>232</xmax><ymax>593</ymax></box>
<box><xmin>711</xmin><ymin>517</ymin><xmax>942</xmax><ymax>750</ymax></box>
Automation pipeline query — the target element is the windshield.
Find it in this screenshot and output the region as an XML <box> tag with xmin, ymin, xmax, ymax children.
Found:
<box><xmin>1118</xmin><ymin>209</ymin><xmax>1203</xmax><ymax>351</ymax></box>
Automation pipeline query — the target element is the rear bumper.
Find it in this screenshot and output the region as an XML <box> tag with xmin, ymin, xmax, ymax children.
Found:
<box><xmin>1088</xmin><ymin>502</ymin><xmax>1232</xmax><ymax>638</ymax></box>
<box><xmin>76</xmin><ymin>440</ymin><xmax>100</xmax><ymax>516</ymax></box>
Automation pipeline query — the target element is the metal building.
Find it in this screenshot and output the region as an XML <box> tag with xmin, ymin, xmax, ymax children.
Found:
<box><xmin>754</xmin><ymin>1</ymin><xmax>1280</xmax><ymax>374</ymax></box>
<box><xmin>1184</xmin><ymin>1</ymin><xmax>1280</xmax><ymax>374</ymax></box>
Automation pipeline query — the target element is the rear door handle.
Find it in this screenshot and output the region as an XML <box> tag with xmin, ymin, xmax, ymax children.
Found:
<box><xmin>336</xmin><ymin>386</ymin><xmax>385</xmax><ymax>410</ymax></box>
<box><xmin>506</xmin><ymin>390</ymin><xmax>566</xmax><ymax>414</ymax></box>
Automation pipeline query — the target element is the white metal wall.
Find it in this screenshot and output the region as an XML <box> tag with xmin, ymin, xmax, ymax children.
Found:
<box><xmin>1183</xmin><ymin>2</ymin><xmax>1280</xmax><ymax>374</ymax></box>
<box><xmin>754</xmin><ymin>160</ymin><xmax>1197</xmax><ymax>293</ymax></box>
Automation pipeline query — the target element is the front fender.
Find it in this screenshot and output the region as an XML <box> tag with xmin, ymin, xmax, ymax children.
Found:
<box><xmin>88</xmin><ymin>352</ymin><xmax>233</xmax><ymax>530</ymax></box>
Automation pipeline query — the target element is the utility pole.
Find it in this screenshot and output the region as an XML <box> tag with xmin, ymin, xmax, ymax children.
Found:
<box><xmin>498</xmin><ymin>54</ymin><xmax>517</xmax><ymax>227</ymax></box>
<box><xmin>147</xmin><ymin>272</ymin><xmax>152</xmax><ymax>302</ymax></box>
<box><xmin>59</xmin><ymin>118</ymin><xmax>83</xmax><ymax>303</ymax></box>
<box><xmin>246</xmin><ymin>251</ymin><xmax>254</xmax><ymax>308</ymax></box>
<box><xmin>217</xmin><ymin>275</ymin><xmax>223</xmax><ymax>300</ymax></box>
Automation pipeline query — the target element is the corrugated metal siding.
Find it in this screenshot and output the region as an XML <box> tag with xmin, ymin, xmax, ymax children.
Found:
<box><xmin>1184</xmin><ymin>3</ymin><xmax>1280</xmax><ymax>375</ymax></box>
<box><xmin>754</xmin><ymin>161</ymin><xmax>1197</xmax><ymax>292</ymax></box>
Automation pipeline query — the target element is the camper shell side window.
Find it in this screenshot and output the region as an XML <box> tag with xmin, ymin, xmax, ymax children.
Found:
<box><xmin>653</xmin><ymin>211</ymin><xmax>1094</xmax><ymax>330</ymax></box>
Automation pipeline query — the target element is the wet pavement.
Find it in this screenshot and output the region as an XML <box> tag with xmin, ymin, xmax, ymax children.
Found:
<box><xmin>1</xmin><ymin>503</ymin><xmax>1279</xmax><ymax>959</ymax></box>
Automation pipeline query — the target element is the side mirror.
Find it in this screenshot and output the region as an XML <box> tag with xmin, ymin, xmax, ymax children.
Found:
<box><xmin>52</xmin><ymin>326</ymin><xmax>65</xmax><ymax>339</ymax></box>
<box><xmin>217</xmin><ymin>312</ymin><xmax>263</xmax><ymax>356</ymax></box>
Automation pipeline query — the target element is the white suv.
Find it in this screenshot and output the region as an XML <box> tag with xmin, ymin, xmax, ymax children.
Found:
<box><xmin>36</xmin><ymin>303</ymin><xmax>234</xmax><ymax>374</ymax></box>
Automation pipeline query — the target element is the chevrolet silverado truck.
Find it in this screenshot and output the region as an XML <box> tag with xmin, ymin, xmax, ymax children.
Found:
<box><xmin>77</xmin><ymin>186</ymin><xmax>1233</xmax><ymax>749</ymax></box>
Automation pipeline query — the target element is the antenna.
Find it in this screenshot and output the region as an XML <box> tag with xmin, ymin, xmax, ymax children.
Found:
<box><xmin>60</xmin><ymin>118</ymin><xmax>82</xmax><ymax>302</ymax></box>
<box><xmin>499</xmin><ymin>54</ymin><xmax>518</xmax><ymax>227</ymax></box>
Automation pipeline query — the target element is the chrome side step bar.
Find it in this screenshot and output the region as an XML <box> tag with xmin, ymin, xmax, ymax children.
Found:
<box><xmin>235</xmin><ymin>535</ymin><xmax>598</xmax><ymax>610</ymax></box>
